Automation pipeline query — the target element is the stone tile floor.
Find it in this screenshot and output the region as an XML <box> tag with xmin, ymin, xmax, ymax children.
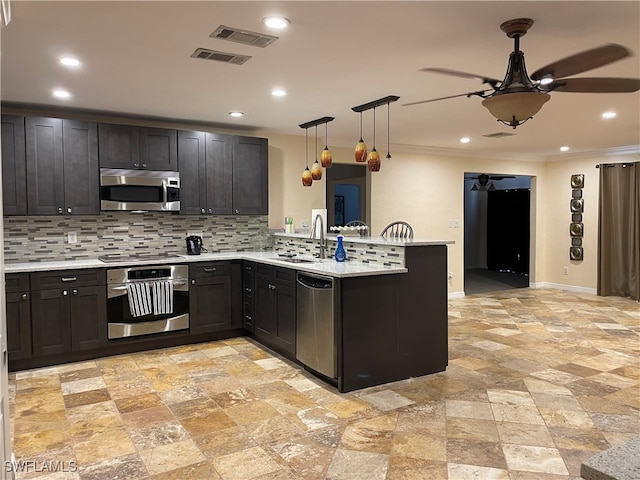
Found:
<box><xmin>9</xmin><ymin>288</ymin><xmax>640</xmax><ymax>479</ymax></box>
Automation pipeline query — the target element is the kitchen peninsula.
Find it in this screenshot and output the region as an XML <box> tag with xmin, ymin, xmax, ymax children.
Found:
<box><xmin>5</xmin><ymin>237</ymin><xmax>452</xmax><ymax>392</ymax></box>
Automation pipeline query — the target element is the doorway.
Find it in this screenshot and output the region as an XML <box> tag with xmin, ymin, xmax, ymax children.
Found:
<box><xmin>464</xmin><ymin>173</ymin><xmax>531</xmax><ymax>295</ymax></box>
<box><xmin>326</xmin><ymin>164</ymin><xmax>368</xmax><ymax>228</ymax></box>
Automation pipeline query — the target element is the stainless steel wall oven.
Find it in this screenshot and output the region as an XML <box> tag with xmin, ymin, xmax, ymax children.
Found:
<box><xmin>106</xmin><ymin>264</ymin><xmax>189</xmax><ymax>339</ymax></box>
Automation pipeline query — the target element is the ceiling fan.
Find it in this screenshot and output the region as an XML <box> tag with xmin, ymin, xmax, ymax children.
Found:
<box><xmin>465</xmin><ymin>173</ymin><xmax>516</xmax><ymax>191</ymax></box>
<box><xmin>403</xmin><ymin>18</ymin><xmax>640</xmax><ymax>128</ymax></box>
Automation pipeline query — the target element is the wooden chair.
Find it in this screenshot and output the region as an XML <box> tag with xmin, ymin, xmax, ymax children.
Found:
<box><xmin>381</xmin><ymin>221</ymin><xmax>413</xmax><ymax>239</ymax></box>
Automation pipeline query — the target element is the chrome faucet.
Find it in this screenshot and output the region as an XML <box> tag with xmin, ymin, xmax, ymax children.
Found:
<box><xmin>310</xmin><ymin>213</ymin><xmax>327</xmax><ymax>259</ymax></box>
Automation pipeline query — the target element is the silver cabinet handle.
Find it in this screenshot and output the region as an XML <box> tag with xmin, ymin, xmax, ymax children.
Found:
<box><xmin>203</xmin><ymin>267</ymin><xmax>216</xmax><ymax>273</ymax></box>
<box><xmin>201</xmin><ymin>208</ymin><xmax>205</xmax><ymax>214</ymax></box>
<box><xmin>62</xmin><ymin>290</ymin><xmax>68</xmax><ymax>296</ymax></box>
<box><xmin>142</xmin><ymin>163</ymin><xmax>147</xmax><ymax>168</ymax></box>
<box><xmin>245</xmin><ymin>315</ymin><xmax>252</xmax><ymax>320</ymax></box>
<box><xmin>268</xmin><ymin>284</ymin><xmax>276</xmax><ymax>290</ymax></box>
<box><xmin>67</xmin><ymin>207</ymin><xmax>72</xmax><ymax>214</ymax></box>
<box><xmin>133</xmin><ymin>163</ymin><xmax>140</xmax><ymax>168</ymax></box>
<box><xmin>61</xmin><ymin>277</ymin><xmax>77</xmax><ymax>282</ymax></box>
<box><xmin>208</xmin><ymin>208</ymin><xmax>212</xmax><ymax>214</ymax></box>
<box><xmin>191</xmin><ymin>279</ymin><xmax>196</xmax><ymax>285</ymax></box>
<box><xmin>235</xmin><ymin>209</ymin><xmax>239</xmax><ymax>214</ymax></box>
<box><xmin>245</xmin><ymin>265</ymin><xmax>252</xmax><ymax>271</ymax></box>
<box><xmin>245</xmin><ymin>287</ymin><xmax>252</xmax><ymax>293</ymax></box>
<box><xmin>21</xmin><ymin>293</ymin><xmax>28</xmax><ymax>300</ymax></box>
<box><xmin>72</xmin><ymin>289</ymin><xmax>78</xmax><ymax>295</ymax></box>
<box><xmin>57</xmin><ymin>207</ymin><xmax>63</xmax><ymax>214</ymax></box>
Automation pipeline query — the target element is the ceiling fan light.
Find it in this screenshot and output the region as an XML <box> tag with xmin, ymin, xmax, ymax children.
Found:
<box><xmin>482</xmin><ymin>92</ymin><xmax>550</xmax><ymax>127</ymax></box>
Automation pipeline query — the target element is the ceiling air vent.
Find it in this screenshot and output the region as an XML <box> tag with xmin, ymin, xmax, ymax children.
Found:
<box><xmin>210</xmin><ymin>25</ymin><xmax>278</xmax><ymax>48</ymax></box>
<box><xmin>190</xmin><ymin>48</ymin><xmax>251</xmax><ymax>65</ymax></box>
<box><xmin>482</xmin><ymin>132</ymin><xmax>516</xmax><ymax>138</ymax></box>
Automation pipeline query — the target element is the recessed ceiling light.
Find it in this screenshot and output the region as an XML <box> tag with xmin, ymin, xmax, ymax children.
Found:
<box><xmin>263</xmin><ymin>16</ymin><xmax>290</xmax><ymax>29</ymax></box>
<box><xmin>271</xmin><ymin>88</ymin><xmax>287</xmax><ymax>97</ymax></box>
<box><xmin>601</xmin><ymin>111</ymin><xmax>617</xmax><ymax>119</ymax></box>
<box><xmin>560</xmin><ymin>146</ymin><xmax>570</xmax><ymax>152</ymax></box>
<box><xmin>459</xmin><ymin>137</ymin><xmax>470</xmax><ymax>144</ymax></box>
<box><xmin>52</xmin><ymin>89</ymin><xmax>71</xmax><ymax>99</ymax></box>
<box><xmin>228</xmin><ymin>111</ymin><xmax>244</xmax><ymax>118</ymax></box>
<box><xmin>59</xmin><ymin>57</ymin><xmax>81</xmax><ymax>68</ymax></box>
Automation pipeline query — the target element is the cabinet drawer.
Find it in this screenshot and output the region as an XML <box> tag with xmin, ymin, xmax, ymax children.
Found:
<box><xmin>243</xmin><ymin>302</ymin><xmax>254</xmax><ymax>331</ymax></box>
<box><xmin>6</xmin><ymin>273</ymin><xmax>30</xmax><ymax>293</ymax></box>
<box><xmin>274</xmin><ymin>267</ymin><xmax>295</xmax><ymax>286</ymax></box>
<box><xmin>190</xmin><ymin>261</ymin><xmax>229</xmax><ymax>278</ymax></box>
<box><xmin>30</xmin><ymin>269</ymin><xmax>105</xmax><ymax>290</ymax></box>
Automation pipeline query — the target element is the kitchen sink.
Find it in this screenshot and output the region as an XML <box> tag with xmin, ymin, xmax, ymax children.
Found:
<box><xmin>280</xmin><ymin>257</ymin><xmax>316</xmax><ymax>264</ymax></box>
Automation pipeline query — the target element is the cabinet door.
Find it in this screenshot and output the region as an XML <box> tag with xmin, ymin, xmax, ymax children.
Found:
<box><xmin>242</xmin><ymin>263</ymin><xmax>255</xmax><ymax>332</ymax></box>
<box><xmin>5</xmin><ymin>291</ymin><xmax>31</xmax><ymax>361</ymax></box>
<box><xmin>273</xmin><ymin>282</ymin><xmax>296</xmax><ymax>355</ymax></box>
<box><xmin>233</xmin><ymin>136</ymin><xmax>268</xmax><ymax>215</ymax></box>
<box><xmin>190</xmin><ymin>276</ymin><xmax>232</xmax><ymax>334</ymax></box>
<box><xmin>70</xmin><ymin>285</ymin><xmax>107</xmax><ymax>351</ymax></box>
<box><xmin>1</xmin><ymin>115</ymin><xmax>27</xmax><ymax>215</ymax></box>
<box><xmin>254</xmin><ymin>277</ymin><xmax>276</xmax><ymax>341</ymax></box>
<box><xmin>26</xmin><ymin>117</ymin><xmax>65</xmax><ymax>215</ymax></box>
<box><xmin>205</xmin><ymin>133</ymin><xmax>233</xmax><ymax>214</ymax></box>
<box><xmin>178</xmin><ymin>130</ymin><xmax>207</xmax><ymax>215</ymax></box>
<box><xmin>31</xmin><ymin>289</ymin><xmax>72</xmax><ymax>356</ymax></box>
<box><xmin>139</xmin><ymin>127</ymin><xmax>178</xmax><ymax>171</ymax></box>
<box><xmin>63</xmin><ymin>120</ymin><xmax>99</xmax><ymax>215</ymax></box>
<box><xmin>98</xmin><ymin>123</ymin><xmax>140</xmax><ymax>169</ymax></box>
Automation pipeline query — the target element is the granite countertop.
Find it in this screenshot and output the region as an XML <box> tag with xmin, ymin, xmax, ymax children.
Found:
<box><xmin>4</xmin><ymin>251</ymin><xmax>407</xmax><ymax>278</ymax></box>
<box><xmin>272</xmin><ymin>231</ymin><xmax>454</xmax><ymax>247</ymax></box>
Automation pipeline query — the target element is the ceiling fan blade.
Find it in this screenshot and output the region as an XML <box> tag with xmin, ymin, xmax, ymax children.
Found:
<box><xmin>402</xmin><ymin>90</ymin><xmax>489</xmax><ymax>107</ymax></box>
<box><xmin>531</xmin><ymin>44</ymin><xmax>631</xmax><ymax>81</ymax></box>
<box><xmin>547</xmin><ymin>77</ymin><xmax>640</xmax><ymax>93</ymax></box>
<box><xmin>420</xmin><ymin>68</ymin><xmax>501</xmax><ymax>86</ymax></box>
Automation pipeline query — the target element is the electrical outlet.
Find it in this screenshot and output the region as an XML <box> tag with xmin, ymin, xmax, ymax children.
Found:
<box><xmin>453</xmin><ymin>219</ymin><xmax>460</xmax><ymax>228</ymax></box>
<box><xmin>67</xmin><ymin>231</ymin><xmax>78</xmax><ymax>244</ymax></box>
<box><xmin>300</xmin><ymin>220</ymin><xmax>310</xmax><ymax>229</ymax></box>
<box><xmin>563</xmin><ymin>267</ymin><xmax>569</xmax><ymax>275</ymax></box>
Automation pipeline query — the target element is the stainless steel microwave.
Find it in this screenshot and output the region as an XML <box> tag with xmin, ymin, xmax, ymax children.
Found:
<box><xmin>100</xmin><ymin>168</ymin><xmax>180</xmax><ymax>212</ymax></box>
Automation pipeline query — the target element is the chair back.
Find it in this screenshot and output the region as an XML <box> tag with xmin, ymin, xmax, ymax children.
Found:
<box><xmin>381</xmin><ymin>221</ymin><xmax>413</xmax><ymax>239</ymax></box>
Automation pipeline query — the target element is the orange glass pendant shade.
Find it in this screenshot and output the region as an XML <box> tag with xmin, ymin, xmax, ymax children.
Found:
<box><xmin>367</xmin><ymin>148</ymin><xmax>381</xmax><ymax>172</ymax></box>
<box><xmin>302</xmin><ymin>166</ymin><xmax>313</xmax><ymax>186</ymax></box>
<box><xmin>321</xmin><ymin>146</ymin><xmax>333</xmax><ymax>168</ymax></box>
<box><xmin>355</xmin><ymin>139</ymin><xmax>367</xmax><ymax>162</ymax></box>
<box><xmin>310</xmin><ymin>159</ymin><xmax>323</xmax><ymax>180</ymax></box>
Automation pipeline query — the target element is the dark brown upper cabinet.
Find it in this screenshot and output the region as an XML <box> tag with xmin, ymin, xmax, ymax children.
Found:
<box><xmin>1</xmin><ymin>115</ymin><xmax>27</xmax><ymax>215</ymax></box>
<box><xmin>98</xmin><ymin>123</ymin><xmax>177</xmax><ymax>171</ymax></box>
<box><xmin>233</xmin><ymin>136</ymin><xmax>268</xmax><ymax>215</ymax></box>
<box><xmin>178</xmin><ymin>131</ymin><xmax>267</xmax><ymax>215</ymax></box>
<box><xmin>25</xmin><ymin>117</ymin><xmax>99</xmax><ymax>215</ymax></box>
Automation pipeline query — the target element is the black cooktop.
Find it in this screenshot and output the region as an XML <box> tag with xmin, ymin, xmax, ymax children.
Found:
<box><xmin>98</xmin><ymin>253</ymin><xmax>184</xmax><ymax>263</ymax></box>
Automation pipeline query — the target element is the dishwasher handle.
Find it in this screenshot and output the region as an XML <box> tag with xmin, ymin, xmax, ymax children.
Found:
<box><xmin>297</xmin><ymin>273</ymin><xmax>333</xmax><ymax>289</ymax></box>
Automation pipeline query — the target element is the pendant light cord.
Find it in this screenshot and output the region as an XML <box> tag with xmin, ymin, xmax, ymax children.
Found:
<box><xmin>315</xmin><ymin>125</ymin><xmax>318</xmax><ymax>161</ymax></box>
<box><xmin>372</xmin><ymin>107</ymin><xmax>376</xmax><ymax>149</ymax></box>
<box><xmin>359</xmin><ymin>111</ymin><xmax>363</xmax><ymax>140</ymax></box>
<box><xmin>325</xmin><ymin>122</ymin><xmax>328</xmax><ymax>148</ymax></box>
<box><xmin>386</xmin><ymin>102</ymin><xmax>391</xmax><ymax>159</ymax></box>
<box><xmin>305</xmin><ymin>128</ymin><xmax>309</xmax><ymax>168</ymax></box>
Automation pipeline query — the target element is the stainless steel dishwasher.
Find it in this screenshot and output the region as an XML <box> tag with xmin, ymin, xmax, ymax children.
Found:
<box><xmin>296</xmin><ymin>272</ymin><xmax>337</xmax><ymax>379</ymax></box>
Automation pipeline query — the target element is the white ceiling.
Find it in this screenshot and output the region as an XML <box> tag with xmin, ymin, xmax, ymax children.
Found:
<box><xmin>2</xmin><ymin>1</ymin><xmax>639</xmax><ymax>161</ymax></box>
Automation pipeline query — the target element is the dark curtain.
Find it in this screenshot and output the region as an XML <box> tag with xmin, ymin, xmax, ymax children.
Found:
<box><xmin>597</xmin><ymin>162</ymin><xmax>640</xmax><ymax>300</ymax></box>
<box><xmin>486</xmin><ymin>189</ymin><xmax>530</xmax><ymax>274</ymax></box>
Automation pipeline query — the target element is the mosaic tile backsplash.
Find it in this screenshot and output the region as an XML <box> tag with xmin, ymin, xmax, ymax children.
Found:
<box><xmin>273</xmin><ymin>235</ymin><xmax>405</xmax><ymax>267</ymax></box>
<box><xmin>3</xmin><ymin>213</ymin><xmax>270</xmax><ymax>263</ymax></box>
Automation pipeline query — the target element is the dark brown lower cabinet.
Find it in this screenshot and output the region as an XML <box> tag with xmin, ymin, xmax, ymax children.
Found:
<box><xmin>30</xmin><ymin>269</ymin><xmax>107</xmax><ymax>357</ymax></box>
<box><xmin>254</xmin><ymin>265</ymin><xmax>296</xmax><ymax>356</ymax></box>
<box><xmin>5</xmin><ymin>273</ymin><xmax>32</xmax><ymax>361</ymax></box>
<box><xmin>189</xmin><ymin>262</ymin><xmax>232</xmax><ymax>334</ymax></box>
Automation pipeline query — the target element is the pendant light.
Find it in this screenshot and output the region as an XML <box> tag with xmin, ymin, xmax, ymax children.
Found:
<box><xmin>320</xmin><ymin>121</ymin><xmax>333</xmax><ymax>168</ymax></box>
<box><xmin>310</xmin><ymin>125</ymin><xmax>323</xmax><ymax>180</ymax></box>
<box><xmin>385</xmin><ymin>101</ymin><xmax>392</xmax><ymax>161</ymax></box>
<box><xmin>301</xmin><ymin>127</ymin><xmax>312</xmax><ymax>186</ymax></box>
<box><xmin>354</xmin><ymin>111</ymin><xmax>367</xmax><ymax>162</ymax></box>
<box><xmin>367</xmin><ymin>107</ymin><xmax>381</xmax><ymax>172</ymax></box>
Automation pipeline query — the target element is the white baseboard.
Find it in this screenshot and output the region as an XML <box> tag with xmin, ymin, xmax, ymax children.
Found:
<box><xmin>448</xmin><ymin>291</ymin><xmax>465</xmax><ymax>300</ymax></box>
<box><xmin>532</xmin><ymin>282</ymin><xmax>597</xmax><ymax>295</ymax></box>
